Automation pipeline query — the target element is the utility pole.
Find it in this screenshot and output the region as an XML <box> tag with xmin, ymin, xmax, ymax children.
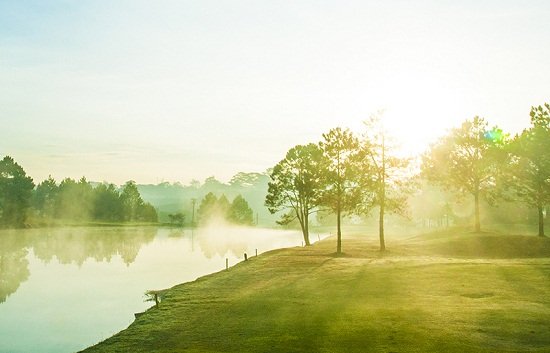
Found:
<box><xmin>191</xmin><ymin>198</ymin><xmax>196</xmax><ymax>227</ymax></box>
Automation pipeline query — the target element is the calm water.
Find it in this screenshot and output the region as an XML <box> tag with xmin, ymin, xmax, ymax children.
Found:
<box><xmin>0</xmin><ymin>225</ymin><xmax>309</xmax><ymax>353</ymax></box>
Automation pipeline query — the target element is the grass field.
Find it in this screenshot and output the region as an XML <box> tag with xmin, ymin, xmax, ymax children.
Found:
<box><xmin>82</xmin><ymin>229</ymin><xmax>550</xmax><ymax>353</ymax></box>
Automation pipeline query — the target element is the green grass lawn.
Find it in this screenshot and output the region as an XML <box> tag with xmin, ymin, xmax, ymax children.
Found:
<box><xmin>82</xmin><ymin>230</ymin><xmax>550</xmax><ymax>353</ymax></box>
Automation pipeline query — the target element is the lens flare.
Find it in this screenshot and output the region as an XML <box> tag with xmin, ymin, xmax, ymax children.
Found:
<box><xmin>483</xmin><ymin>129</ymin><xmax>504</xmax><ymax>143</ymax></box>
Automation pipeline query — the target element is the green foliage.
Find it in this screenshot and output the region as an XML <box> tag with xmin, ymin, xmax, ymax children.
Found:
<box><xmin>93</xmin><ymin>183</ymin><xmax>123</xmax><ymax>222</ymax></box>
<box><xmin>197</xmin><ymin>192</ymin><xmax>221</xmax><ymax>224</ymax></box>
<box><xmin>55</xmin><ymin>177</ymin><xmax>94</xmax><ymax>221</ymax></box>
<box><xmin>31</xmin><ymin>177</ymin><xmax>157</xmax><ymax>224</ymax></box>
<box><xmin>137</xmin><ymin>172</ymin><xmax>272</xmax><ymax>225</ymax></box>
<box><xmin>422</xmin><ymin>116</ymin><xmax>506</xmax><ymax>231</ymax></box>
<box><xmin>506</xmin><ymin>104</ymin><xmax>550</xmax><ymax>207</ymax></box>
<box><xmin>228</xmin><ymin>195</ymin><xmax>254</xmax><ymax>225</ymax></box>
<box><xmin>319</xmin><ymin>128</ymin><xmax>362</xmax><ymax>213</ymax></box>
<box><xmin>504</xmin><ymin>104</ymin><xmax>550</xmax><ymax>235</ymax></box>
<box><xmin>265</xmin><ymin>143</ymin><xmax>326</xmax><ymax>245</ymax></box>
<box><xmin>356</xmin><ymin>116</ymin><xmax>415</xmax><ymax>250</ymax></box>
<box><xmin>120</xmin><ymin>181</ymin><xmax>144</xmax><ymax>221</ymax></box>
<box><xmin>197</xmin><ymin>192</ymin><xmax>254</xmax><ymax>226</ymax></box>
<box><xmin>357</xmin><ymin>117</ymin><xmax>413</xmax><ymax>217</ymax></box>
<box><xmin>0</xmin><ymin>156</ymin><xmax>35</xmax><ymax>227</ymax></box>
<box><xmin>168</xmin><ymin>212</ymin><xmax>185</xmax><ymax>226</ymax></box>
<box><xmin>319</xmin><ymin>127</ymin><xmax>362</xmax><ymax>253</ymax></box>
<box><xmin>33</xmin><ymin>175</ymin><xmax>58</xmax><ymax>219</ymax></box>
<box><xmin>217</xmin><ymin>194</ymin><xmax>231</xmax><ymax>216</ymax></box>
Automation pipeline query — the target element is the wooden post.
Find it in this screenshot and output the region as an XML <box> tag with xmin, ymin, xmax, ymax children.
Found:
<box><xmin>255</xmin><ymin>248</ymin><xmax>258</xmax><ymax>257</ymax></box>
<box><xmin>145</xmin><ymin>290</ymin><xmax>164</xmax><ymax>309</ymax></box>
<box><xmin>244</xmin><ymin>253</ymin><xmax>248</xmax><ymax>261</ymax></box>
<box><xmin>154</xmin><ymin>293</ymin><xmax>159</xmax><ymax>308</ymax></box>
<box><xmin>226</xmin><ymin>258</ymin><xmax>228</xmax><ymax>270</ymax></box>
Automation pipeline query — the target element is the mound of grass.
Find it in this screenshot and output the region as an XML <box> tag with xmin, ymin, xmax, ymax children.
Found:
<box><xmin>82</xmin><ymin>233</ymin><xmax>550</xmax><ymax>353</ymax></box>
<box><xmin>412</xmin><ymin>229</ymin><xmax>550</xmax><ymax>258</ymax></box>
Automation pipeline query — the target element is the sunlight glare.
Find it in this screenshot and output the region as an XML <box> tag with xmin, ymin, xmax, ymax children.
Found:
<box><xmin>350</xmin><ymin>71</ymin><xmax>466</xmax><ymax>157</ymax></box>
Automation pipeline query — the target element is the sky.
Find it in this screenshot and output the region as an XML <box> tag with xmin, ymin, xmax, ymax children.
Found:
<box><xmin>1</xmin><ymin>0</ymin><xmax>549</xmax><ymax>185</ymax></box>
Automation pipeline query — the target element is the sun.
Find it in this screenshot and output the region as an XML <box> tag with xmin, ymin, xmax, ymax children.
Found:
<box><xmin>349</xmin><ymin>71</ymin><xmax>467</xmax><ymax>157</ymax></box>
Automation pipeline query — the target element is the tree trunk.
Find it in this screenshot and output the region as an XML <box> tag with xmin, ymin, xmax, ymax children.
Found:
<box><xmin>379</xmin><ymin>134</ymin><xmax>386</xmax><ymax>251</ymax></box>
<box><xmin>379</xmin><ymin>204</ymin><xmax>385</xmax><ymax>251</ymax></box>
<box><xmin>474</xmin><ymin>192</ymin><xmax>481</xmax><ymax>232</ymax></box>
<box><xmin>303</xmin><ymin>212</ymin><xmax>311</xmax><ymax>245</ymax></box>
<box><xmin>538</xmin><ymin>205</ymin><xmax>545</xmax><ymax>237</ymax></box>
<box><xmin>336</xmin><ymin>207</ymin><xmax>342</xmax><ymax>254</ymax></box>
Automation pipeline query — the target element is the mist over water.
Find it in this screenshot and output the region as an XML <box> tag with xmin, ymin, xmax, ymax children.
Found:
<box><xmin>0</xmin><ymin>225</ymin><xmax>308</xmax><ymax>353</ymax></box>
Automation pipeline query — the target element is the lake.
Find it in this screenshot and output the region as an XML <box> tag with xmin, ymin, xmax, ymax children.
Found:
<box><xmin>0</xmin><ymin>225</ymin><xmax>313</xmax><ymax>353</ymax></box>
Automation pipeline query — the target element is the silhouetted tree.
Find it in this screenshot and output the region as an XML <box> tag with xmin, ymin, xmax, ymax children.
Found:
<box><xmin>55</xmin><ymin>177</ymin><xmax>94</xmax><ymax>221</ymax></box>
<box><xmin>217</xmin><ymin>194</ymin><xmax>231</xmax><ymax>217</ymax></box>
<box><xmin>422</xmin><ymin>117</ymin><xmax>505</xmax><ymax>232</ymax></box>
<box><xmin>319</xmin><ymin>128</ymin><xmax>362</xmax><ymax>254</ymax></box>
<box><xmin>197</xmin><ymin>192</ymin><xmax>219</xmax><ymax>224</ymax></box>
<box><xmin>168</xmin><ymin>212</ymin><xmax>185</xmax><ymax>226</ymax></box>
<box><xmin>120</xmin><ymin>181</ymin><xmax>144</xmax><ymax>221</ymax></box>
<box><xmin>33</xmin><ymin>176</ymin><xmax>58</xmax><ymax>219</ymax></box>
<box><xmin>138</xmin><ymin>202</ymin><xmax>158</xmax><ymax>222</ymax></box>
<box><xmin>229</xmin><ymin>195</ymin><xmax>254</xmax><ymax>225</ymax></box>
<box><xmin>358</xmin><ymin>116</ymin><xmax>413</xmax><ymax>251</ymax></box>
<box><xmin>265</xmin><ymin>143</ymin><xmax>325</xmax><ymax>245</ymax></box>
<box><xmin>0</xmin><ymin>156</ymin><xmax>35</xmax><ymax>227</ymax></box>
<box><xmin>93</xmin><ymin>183</ymin><xmax>123</xmax><ymax>222</ymax></box>
<box><xmin>506</xmin><ymin>104</ymin><xmax>550</xmax><ymax>236</ymax></box>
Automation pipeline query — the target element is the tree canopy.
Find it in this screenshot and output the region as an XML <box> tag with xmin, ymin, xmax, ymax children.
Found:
<box><xmin>0</xmin><ymin>156</ymin><xmax>35</xmax><ymax>227</ymax></box>
<box><xmin>505</xmin><ymin>104</ymin><xmax>550</xmax><ymax>236</ymax></box>
<box><xmin>197</xmin><ymin>192</ymin><xmax>255</xmax><ymax>226</ymax></box>
<box><xmin>357</xmin><ymin>116</ymin><xmax>413</xmax><ymax>250</ymax></box>
<box><xmin>319</xmin><ymin>128</ymin><xmax>362</xmax><ymax>254</ymax></box>
<box><xmin>265</xmin><ymin>143</ymin><xmax>326</xmax><ymax>245</ymax></box>
<box><xmin>422</xmin><ymin>117</ymin><xmax>505</xmax><ymax>232</ymax></box>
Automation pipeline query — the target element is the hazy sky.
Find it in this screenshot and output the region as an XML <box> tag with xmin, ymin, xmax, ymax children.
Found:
<box><xmin>2</xmin><ymin>1</ymin><xmax>549</xmax><ymax>184</ymax></box>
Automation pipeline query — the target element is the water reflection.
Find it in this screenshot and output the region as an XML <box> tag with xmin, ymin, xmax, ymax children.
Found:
<box><xmin>0</xmin><ymin>231</ymin><xmax>30</xmax><ymax>303</ymax></box>
<box><xmin>0</xmin><ymin>225</ymin><xmax>304</xmax><ymax>353</ymax></box>
<box><xmin>0</xmin><ymin>227</ymin><xmax>156</xmax><ymax>304</ymax></box>
<box><xmin>197</xmin><ymin>225</ymin><xmax>248</xmax><ymax>259</ymax></box>
<box><xmin>30</xmin><ymin>227</ymin><xmax>156</xmax><ymax>266</ymax></box>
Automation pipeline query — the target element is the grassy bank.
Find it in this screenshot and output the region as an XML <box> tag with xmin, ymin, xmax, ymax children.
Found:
<box><xmin>83</xmin><ymin>230</ymin><xmax>550</xmax><ymax>353</ymax></box>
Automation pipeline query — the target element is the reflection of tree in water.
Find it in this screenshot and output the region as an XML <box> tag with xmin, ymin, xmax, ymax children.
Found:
<box><xmin>0</xmin><ymin>230</ymin><xmax>30</xmax><ymax>303</ymax></box>
<box><xmin>30</xmin><ymin>227</ymin><xmax>157</xmax><ymax>266</ymax></box>
<box><xmin>167</xmin><ymin>229</ymin><xmax>186</xmax><ymax>238</ymax></box>
<box><xmin>196</xmin><ymin>226</ymin><xmax>248</xmax><ymax>259</ymax></box>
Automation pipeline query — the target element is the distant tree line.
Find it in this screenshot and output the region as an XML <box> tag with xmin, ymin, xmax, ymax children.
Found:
<box><xmin>33</xmin><ymin>178</ymin><xmax>158</xmax><ymax>224</ymax></box>
<box><xmin>137</xmin><ymin>172</ymin><xmax>273</xmax><ymax>226</ymax></box>
<box><xmin>266</xmin><ymin>103</ymin><xmax>550</xmax><ymax>254</ymax></box>
<box><xmin>0</xmin><ymin>159</ymin><xmax>157</xmax><ymax>228</ymax></box>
